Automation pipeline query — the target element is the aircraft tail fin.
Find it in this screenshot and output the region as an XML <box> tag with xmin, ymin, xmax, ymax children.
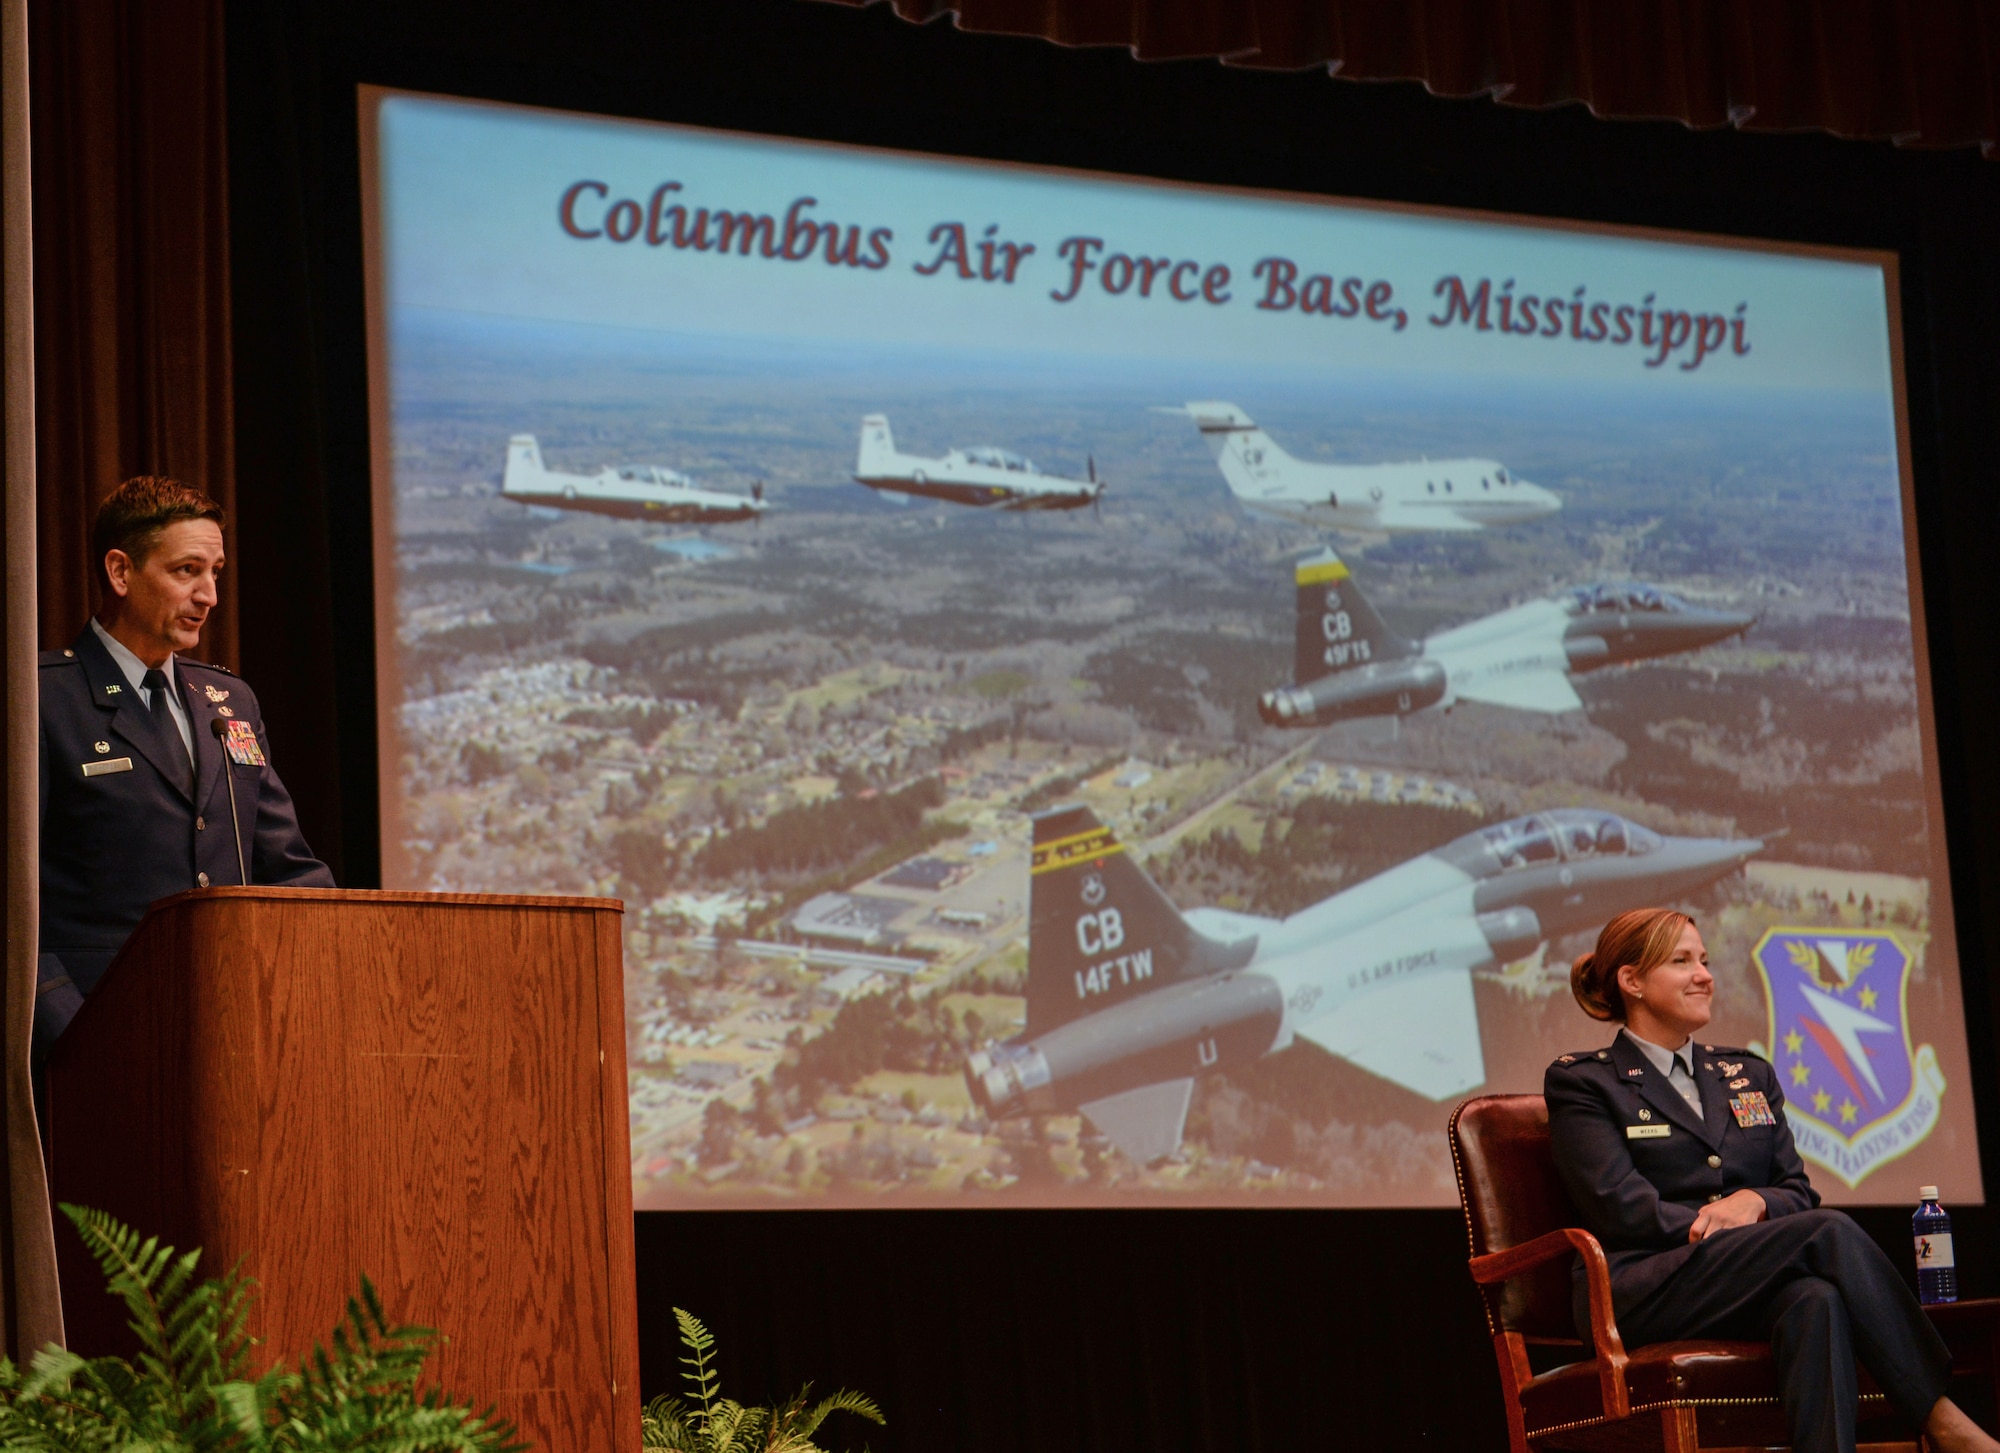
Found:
<box><xmin>856</xmin><ymin>414</ymin><xmax>898</xmax><ymax>479</ymax></box>
<box><xmin>503</xmin><ymin>435</ymin><xmax>545</xmax><ymax>498</ymax></box>
<box><xmin>1181</xmin><ymin>400</ymin><xmax>1300</xmax><ymax>500</ymax></box>
<box><xmin>1027</xmin><ymin>805</ymin><xmax>1256</xmax><ymax>1038</ymax></box>
<box><xmin>1292</xmin><ymin>549</ymin><xmax>1418</xmax><ymax>685</ymax></box>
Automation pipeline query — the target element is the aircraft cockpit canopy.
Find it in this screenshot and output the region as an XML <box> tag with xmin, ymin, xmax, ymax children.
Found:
<box><xmin>1563</xmin><ymin>582</ymin><xmax>1693</xmax><ymax>616</ymax></box>
<box><xmin>1471</xmin><ymin>810</ymin><xmax>1664</xmax><ymax>873</ymax></box>
<box><xmin>614</xmin><ymin>464</ymin><xmax>697</xmax><ymax>490</ymax></box>
<box><xmin>960</xmin><ymin>447</ymin><xmax>1039</xmax><ymax>474</ymax></box>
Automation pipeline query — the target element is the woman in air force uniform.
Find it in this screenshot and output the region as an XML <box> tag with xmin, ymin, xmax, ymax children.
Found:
<box><xmin>1545</xmin><ymin>907</ymin><xmax>1994</xmax><ymax>1453</ymax></box>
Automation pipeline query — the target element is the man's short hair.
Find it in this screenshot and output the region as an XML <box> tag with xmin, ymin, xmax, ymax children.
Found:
<box><xmin>92</xmin><ymin>476</ymin><xmax>225</xmax><ymax>594</ymax></box>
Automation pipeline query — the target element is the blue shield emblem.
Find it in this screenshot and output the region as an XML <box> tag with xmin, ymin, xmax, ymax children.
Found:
<box><xmin>1751</xmin><ymin>928</ymin><xmax>1946</xmax><ymax>1189</ymax></box>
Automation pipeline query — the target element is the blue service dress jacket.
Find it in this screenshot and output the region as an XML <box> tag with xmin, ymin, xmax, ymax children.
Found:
<box><xmin>38</xmin><ymin>624</ymin><xmax>334</xmax><ymax>997</ymax></box>
<box><xmin>1545</xmin><ymin>1032</ymin><xmax>1819</xmax><ymax>1325</ymax></box>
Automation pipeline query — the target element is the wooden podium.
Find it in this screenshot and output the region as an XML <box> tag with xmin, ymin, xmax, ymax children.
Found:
<box><xmin>44</xmin><ymin>887</ymin><xmax>640</xmax><ymax>1453</ymax></box>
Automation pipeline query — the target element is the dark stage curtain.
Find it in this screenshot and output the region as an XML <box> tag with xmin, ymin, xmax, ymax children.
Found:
<box><xmin>1</xmin><ymin>0</ymin><xmax>63</xmax><ymax>1366</ymax></box>
<box><xmin>828</xmin><ymin>0</ymin><xmax>2000</xmax><ymax>155</ymax></box>
<box><xmin>27</xmin><ymin>0</ymin><xmax>238</xmax><ymax>665</ymax></box>
<box><xmin>217</xmin><ymin>5</ymin><xmax>2000</xmax><ymax>1451</ymax></box>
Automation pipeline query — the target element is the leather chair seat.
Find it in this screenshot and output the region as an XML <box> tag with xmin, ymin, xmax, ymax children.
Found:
<box><xmin>1523</xmin><ymin>1340</ymin><xmax>1888</xmax><ymax>1435</ymax></box>
<box><xmin>1524</xmin><ymin>1341</ymin><xmax>1777</xmax><ymax>1431</ymax></box>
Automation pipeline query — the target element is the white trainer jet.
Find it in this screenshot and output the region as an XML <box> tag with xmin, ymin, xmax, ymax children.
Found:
<box><xmin>1170</xmin><ymin>401</ymin><xmax>1560</xmax><ymax>534</ymax></box>
<box><xmin>1258</xmin><ymin>549</ymin><xmax>1755</xmax><ymax>726</ymax></box>
<box><xmin>854</xmin><ymin>414</ymin><xmax>1104</xmax><ymax>512</ymax></box>
<box><xmin>501</xmin><ymin>435</ymin><xmax>767</xmax><ymax>524</ymax></box>
<box><xmin>964</xmin><ymin>804</ymin><xmax>1764</xmax><ymax>1165</ymax></box>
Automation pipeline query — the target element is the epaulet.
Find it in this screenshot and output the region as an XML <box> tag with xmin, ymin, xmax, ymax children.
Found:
<box><xmin>1699</xmin><ymin>1043</ymin><xmax>1765</xmax><ymax>1063</ymax></box>
<box><xmin>181</xmin><ymin>658</ymin><xmax>237</xmax><ymax>677</ymax></box>
<box><xmin>40</xmin><ymin>648</ymin><xmax>80</xmax><ymax>667</ymax></box>
<box><xmin>1550</xmin><ymin>1049</ymin><xmax>1602</xmax><ymax>1068</ymax></box>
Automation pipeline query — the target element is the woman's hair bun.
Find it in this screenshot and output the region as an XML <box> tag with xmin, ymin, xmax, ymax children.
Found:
<box><xmin>1570</xmin><ymin>950</ymin><xmax>1620</xmax><ymax>1022</ymax></box>
<box><xmin>1569</xmin><ymin>908</ymin><xmax>1694</xmax><ymax>1024</ymax></box>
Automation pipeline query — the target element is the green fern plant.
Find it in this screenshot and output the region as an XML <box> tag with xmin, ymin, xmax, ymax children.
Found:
<box><xmin>0</xmin><ymin>1203</ymin><xmax>520</xmax><ymax>1452</ymax></box>
<box><xmin>639</xmin><ymin>1308</ymin><xmax>881</xmax><ymax>1453</ymax></box>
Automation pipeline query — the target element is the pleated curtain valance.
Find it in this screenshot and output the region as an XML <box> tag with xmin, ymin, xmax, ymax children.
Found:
<box><xmin>821</xmin><ymin>0</ymin><xmax>2000</xmax><ymax>156</ymax></box>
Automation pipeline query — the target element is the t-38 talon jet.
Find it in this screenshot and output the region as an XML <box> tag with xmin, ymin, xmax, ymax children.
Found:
<box><xmin>854</xmin><ymin>414</ymin><xmax>1105</xmax><ymax>512</ymax></box>
<box><xmin>1167</xmin><ymin>401</ymin><xmax>1562</xmax><ymax>534</ymax></box>
<box><xmin>501</xmin><ymin>435</ymin><xmax>768</xmax><ymax>524</ymax></box>
<box><xmin>963</xmin><ymin>805</ymin><xmax>1765</xmax><ymax>1166</ymax></box>
<box><xmin>1258</xmin><ymin>550</ymin><xmax>1756</xmax><ymax>727</ymax></box>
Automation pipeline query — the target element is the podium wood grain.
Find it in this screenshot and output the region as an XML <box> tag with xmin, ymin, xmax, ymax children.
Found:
<box><xmin>46</xmin><ymin>887</ymin><xmax>640</xmax><ymax>1453</ymax></box>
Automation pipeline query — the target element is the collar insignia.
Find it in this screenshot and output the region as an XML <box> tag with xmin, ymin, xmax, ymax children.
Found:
<box><xmin>104</xmin><ymin>683</ymin><xmax>121</xmax><ymax>695</ymax></box>
<box><xmin>1626</xmin><ymin>1067</ymin><xmax>1644</xmax><ymax>1077</ymax></box>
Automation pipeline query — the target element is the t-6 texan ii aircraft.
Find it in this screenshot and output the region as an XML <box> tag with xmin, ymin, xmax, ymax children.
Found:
<box><xmin>1170</xmin><ymin>401</ymin><xmax>1562</xmax><ymax>534</ymax></box>
<box><xmin>964</xmin><ymin>805</ymin><xmax>1765</xmax><ymax>1166</ymax></box>
<box><xmin>1258</xmin><ymin>550</ymin><xmax>1756</xmax><ymax>727</ymax></box>
<box><xmin>501</xmin><ymin>435</ymin><xmax>768</xmax><ymax>524</ymax></box>
<box><xmin>853</xmin><ymin>414</ymin><xmax>1105</xmax><ymax>511</ymax></box>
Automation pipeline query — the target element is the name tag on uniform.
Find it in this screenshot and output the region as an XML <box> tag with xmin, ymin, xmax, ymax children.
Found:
<box><xmin>81</xmin><ymin>756</ymin><xmax>133</xmax><ymax>778</ymax></box>
<box><xmin>221</xmin><ymin>719</ymin><xmax>265</xmax><ymax>767</ymax></box>
<box><xmin>1626</xmin><ymin>1124</ymin><xmax>1671</xmax><ymax>1139</ymax></box>
<box><xmin>1730</xmin><ymin>1091</ymin><xmax>1778</xmax><ymax>1128</ymax></box>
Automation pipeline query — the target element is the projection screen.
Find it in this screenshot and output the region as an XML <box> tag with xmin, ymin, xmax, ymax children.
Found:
<box><xmin>360</xmin><ymin>87</ymin><xmax>1981</xmax><ymax>1209</ymax></box>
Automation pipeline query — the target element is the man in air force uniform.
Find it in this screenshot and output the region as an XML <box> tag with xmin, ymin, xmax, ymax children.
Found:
<box><xmin>38</xmin><ymin>476</ymin><xmax>334</xmax><ymax>1052</ymax></box>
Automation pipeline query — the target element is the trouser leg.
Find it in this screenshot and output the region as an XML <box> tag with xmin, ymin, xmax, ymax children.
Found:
<box><xmin>1788</xmin><ymin>1212</ymin><xmax>1951</xmax><ymax>1428</ymax></box>
<box><xmin>1764</xmin><ymin>1277</ymin><xmax>1854</xmax><ymax>1453</ymax></box>
<box><xmin>1614</xmin><ymin>1210</ymin><xmax>1951</xmax><ymax>1438</ymax></box>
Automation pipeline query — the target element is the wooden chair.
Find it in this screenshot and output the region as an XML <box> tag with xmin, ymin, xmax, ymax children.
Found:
<box><xmin>1448</xmin><ymin>1094</ymin><xmax>1919</xmax><ymax>1453</ymax></box>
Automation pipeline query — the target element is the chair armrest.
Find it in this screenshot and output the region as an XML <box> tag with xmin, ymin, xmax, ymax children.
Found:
<box><xmin>1469</xmin><ymin>1228</ymin><xmax>1630</xmax><ymax>1421</ymax></box>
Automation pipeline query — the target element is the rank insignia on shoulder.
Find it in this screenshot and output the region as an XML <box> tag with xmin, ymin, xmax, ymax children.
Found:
<box><xmin>1557</xmin><ymin>1054</ymin><xmax>1575</xmax><ymax>1064</ymax></box>
<box><xmin>222</xmin><ymin>718</ymin><xmax>266</xmax><ymax>767</ymax></box>
<box><xmin>1626</xmin><ymin>1124</ymin><xmax>1671</xmax><ymax>1140</ymax></box>
<box><xmin>1596</xmin><ymin>1051</ymin><xmax>1609</xmax><ymax>1060</ymax></box>
<box><xmin>205</xmin><ymin>685</ymin><xmax>229</xmax><ymax>702</ymax></box>
<box><xmin>1729</xmin><ymin>1077</ymin><xmax>1750</xmax><ymax>1090</ymax></box>
<box><xmin>1729</xmin><ymin>1091</ymin><xmax>1778</xmax><ymax>1128</ymax></box>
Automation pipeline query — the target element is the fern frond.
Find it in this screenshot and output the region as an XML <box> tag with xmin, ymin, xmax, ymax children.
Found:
<box><xmin>705</xmin><ymin>1397</ymin><xmax>756</xmax><ymax>1453</ymax></box>
<box><xmin>641</xmin><ymin>1393</ymin><xmax>697</xmax><ymax>1451</ymax></box>
<box><xmin>758</xmin><ymin>1382</ymin><xmax>884</xmax><ymax>1453</ymax></box>
<box><xmin>675</xmin><ymin>1307</ymin><xmax>723</xmax><ymax>1425</ymax></box>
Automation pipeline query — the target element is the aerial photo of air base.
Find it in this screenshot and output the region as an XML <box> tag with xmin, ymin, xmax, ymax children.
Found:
<box><xmin>379</xmin><ymin>310</ymin><xmax>1974</xmax><ymax>1209</ymax></box>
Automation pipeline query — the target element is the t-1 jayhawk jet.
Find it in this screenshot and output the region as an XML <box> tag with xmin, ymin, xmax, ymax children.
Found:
<box><xmin>964</xmin><ymin>804</ymin><xmax>1764</xmax><ymax>1165</ymax></box>
<box><xmin>853</xmin><ymin>414</ymin><xmax>1104</xmax><ymax>511</ymax></box>
<box><xmin>1170</xmin><ymin>401</ymin><xmax>1561</xmax><ymax>534</ymax></box>
<box><xmin>501</xmin><ymin>435</ymin><xmax>768</xmax><ymax>524</ymax></box>
<box><xmin>1258</xmin><ymin>550</ymin><xmax>1755</xmax><ymax>727</ymax></box>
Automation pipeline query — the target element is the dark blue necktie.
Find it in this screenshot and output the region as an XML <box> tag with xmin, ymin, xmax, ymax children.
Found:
<box><xmin>142</xmin><ymin>667</ymin><xmax>193</xmax><ymax>796</ymax></box>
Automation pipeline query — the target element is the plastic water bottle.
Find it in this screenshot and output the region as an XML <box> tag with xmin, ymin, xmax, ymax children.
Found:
<box><xmin>1913</xmin><ymin>1186</ymin><xmax>1957</xmax><ymax>1305</ymax></box>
